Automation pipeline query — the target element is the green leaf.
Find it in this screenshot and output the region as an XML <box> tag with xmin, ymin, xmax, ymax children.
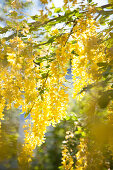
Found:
<box><xmin>24</xmin><ymin>109</ymin><xmax>30</xmax><ymax>118</ymax></box>
<box><xmin>47</xmin><ymin>36</ymin><xmax>56</xmax><ymax>44</ymax></box>
<box><xmin>55</xmin><ymin>16</ymin><xmax>67</xmax><ymax>23</ymax></box>
<box><xmin>46</xmin><ymin>65</ymin><xmax>50</xmax><ymax>68</ymax></box>
<box><xmin>48</xmin><ymin>58</ymin><xmax>54</xmax><ymax>62</ymax></box>
<box><xmin>41</xmin><ymin>73</ymin><xmax>48</xmax><ymax>79</ymax></box>
<box><xmin>81</xmin><ymin>132</ymin><xmax>85</xmax><ymax>137</ymax></box>
<box><xmin>65</xmin><ymin>115</ymin><xmax>70</xmax><ymax>120</ymax></box>
<box><xmin>75</xmin><ymin>131</ymin><xmax>80</xmax><ymax>135</ymax></box>
<box><xmin>71</xmin><ymin>50</ymin><xmax>79</xmax><ymax>56</ymax></box>
<box><xmin>51</xmin><ymin>3</ymin><xmax>55</xmax><ymax>9</ymax></box>
<box><xmin>0</xmin><ymin>26</ymin><xmax>9</xmax><ymax>34</ymax></box>
<box><xmin>72</xmin><ymin>40</ymin><xmax>77</xmax><ymax>44</ymax></box>
<box><xmin>108</xmin><ymin>90</ymin><xmax>113</xmax><ymax>99</ymax></box>
<box><xmin>97</xmin><ymin>7</ymin><xmax>102</xmax><ymax>11</ymax></box>
<box><xmin>39</xmin><ymin>89</ymin><xmax>44</xmax><ymax>95</ymax></box>
<box><xmin>97</xmin><ymin>62</ymin><xmax>107</xmax><ymax>67</ymax></box>
<box><xmin>109</xmin><ymin>20</ymin><xmax>113</xmax><ymax>26</ymax></box>
<box><xmin>18</xmin><ymin>15</ymin><xmax>24</xmax><ymax>19</ymax></box>
<box><xmin>20</xmin><ymin>112</ymin><xmax>24</xmax><ymax>115</ymax></box>
<box><xmin>34</xmin><ymin>56</ymin><xmax>47</xmax><ymax>65</ymax></box>
<box><xmin>10</xmin><ymin>11</ymin><xmax>18</xmax><ymax>17</ymax></box>
<box><xmin>31</xmin><ymin>15</ymin><xmax>39</xmax><ymax>21</ymax></box>
<box><xmin>54</xmin><ymin>8</ymin><xmax>61</xmax><ymax>13</ymax></box>
<box><xmin>102</xmin><ymin>65</ymin><xmax>112</xmax><ymax>77</ymax></box>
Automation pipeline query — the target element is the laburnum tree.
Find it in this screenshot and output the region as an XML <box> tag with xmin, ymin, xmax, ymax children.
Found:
<box><xmin>0</xmin><ymin>0</ymin><xmax>113</xmax><ymax>169</ymax></box>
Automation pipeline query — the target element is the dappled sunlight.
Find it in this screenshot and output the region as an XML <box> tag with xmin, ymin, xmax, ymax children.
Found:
<box><xmin>0</xmin><ymin>0</ymin><xmax>113</xmax><ymax>169</ymax></box>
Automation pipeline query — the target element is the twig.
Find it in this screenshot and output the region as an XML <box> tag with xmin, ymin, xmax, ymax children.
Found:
<box><xmin>64</xmin><ymin>20</ymin><xmax>77</xmax><ymax>46</ymax></box>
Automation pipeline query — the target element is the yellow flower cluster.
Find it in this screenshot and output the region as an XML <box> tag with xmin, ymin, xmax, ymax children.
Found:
<box><xmin>18</xmin><ymin>34</ymin><xmax>71</xmax><ymax>167</ymax></box>
<box><xmin>61</xmin><ymin>7</ymin><xmax>113</xmax><ymax>169</ymax></box>
<box><xmin>75</xmin><ymin>138</ymin><xmax>87</xmax><ymax>170</ymax></box>
<box><xmin>0</xmin><ymin>99</ymin><xmax>5</xmax><ymax>121</ymax></box>
<box><xmin>61</xmin><ymin>145</ymin><xmax>74</xmax><ymax>170</ymax></box>
<box><xmin>0</xmin><ymin>24</ymin><xmax>72</xmax><ymax>167</ymax></box>
<box><xmin>71</xmin><ymin>13</ymin><xmax>111</xmax><ymax>98</ymax></box>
